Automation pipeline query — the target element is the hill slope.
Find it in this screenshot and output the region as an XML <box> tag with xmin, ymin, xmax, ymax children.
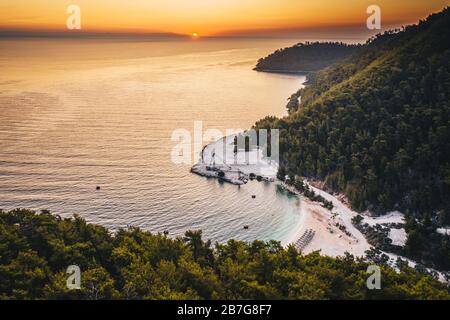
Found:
<box><xmin>1</xmin><ymin>209</ymin><xmax>449</xmax><ymax>299</ymax></box>
<box><xmin>255</xmin><ymin>8</ymin><xmax>450</xmax><ymax>270</ymax></box>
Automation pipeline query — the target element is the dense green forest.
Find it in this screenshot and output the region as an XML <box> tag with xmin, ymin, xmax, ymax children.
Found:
<box><xmin>255</xmin><ymin>8</ymin><xmax>450</xmax><ymax>270</ymax></box>
<box><xmin>254</xmin><ymin>42</ymin><xmax>359</xmax><ymax>73</ymax></box>
<box><xmin>1</xmin><ymin>209</ymin><xmax>449</xmax><ymax>300</ymax></box>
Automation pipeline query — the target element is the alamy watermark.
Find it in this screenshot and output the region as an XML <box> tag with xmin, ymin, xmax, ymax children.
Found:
<box><xmin>66</xmin><ymin>4</ymin><xmax>81</xmax><ymax>30</ymax></box>
<box><xmin>367</xmin><ymin>5</ymin><xmax>381</xmax><ymax>30</ymax></box>
<box><xmin>366</xmin><ymin>265</ymin><xmax>381</xmax><ymax>290</ymax></box>
<box><xmin>66</xmin><ymin>265</ymin><xmax>81</xmax><ymax>290</ymax></box>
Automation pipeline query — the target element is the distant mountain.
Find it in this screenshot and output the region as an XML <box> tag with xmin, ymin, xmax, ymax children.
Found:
<box><xmin>254</xmin><ymin>42</ymin><xmax>360</xmax><ymax>73</ymax></box>
<box><xmin>255</xmin><ymin>8</ymin><xmax>450</xmax><ymax>270</ymax></box>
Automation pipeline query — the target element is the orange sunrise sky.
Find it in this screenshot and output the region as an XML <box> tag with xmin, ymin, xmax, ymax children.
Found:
<box><xmin>0</xmin><ymin>0</ymin><xmax>449</xmax><ymax>37</ymax></box>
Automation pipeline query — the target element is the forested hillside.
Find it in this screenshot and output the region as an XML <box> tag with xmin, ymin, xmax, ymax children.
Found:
<box><xmin>255</xmin><ymin>42</ymin><xmax>359</xmax><ymax>73</ymax></box>
<box><xmin>255</xmin><ymin>8</ymin><xmax>450</xmax><ymax>270</ymax></box>
<box><xmin>1</xmin><ymin>209</ymin><xmax>449</xmax><ymax>300</ymax></box>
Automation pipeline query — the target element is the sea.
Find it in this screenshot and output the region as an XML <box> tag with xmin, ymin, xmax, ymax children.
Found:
<box><xmin>0</xmin><ymin>37</ymin><xmax>306</xmax><ymax>244</ymax></box>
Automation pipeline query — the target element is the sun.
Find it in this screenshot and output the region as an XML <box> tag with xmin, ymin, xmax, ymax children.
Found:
<box><xmin>192</xmin><ymin>32</ymin><xmax>199</xmax><ymax>38</ymax></box>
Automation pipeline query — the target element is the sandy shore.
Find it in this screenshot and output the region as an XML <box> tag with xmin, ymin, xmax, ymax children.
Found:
<box><xmin>283</xmin><ymin>180</ymin><xmax>448</xmax><ymax>282</ymax></box>
<box><xmin>284</xmin><ymin>182</ymin><xmax>370</xmax><ymax>257</ymax></box>
<box><xmin>285</xmin><ymin>180</ymin><xmax>404</xmax><ymax>259</ymax></box>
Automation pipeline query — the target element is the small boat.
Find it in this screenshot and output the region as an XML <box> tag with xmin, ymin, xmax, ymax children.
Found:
<box><xmin>252</xmin><ymin>195</ymin><xmax>256</xmax><ymax>199</ymax></box>
<box><xmin>96</xmin><ymin>186</ymin><xmax>101</xmax><ymax>190</ymax></box>
<box><xmin>163</xmin><ymin>230</ymin><xmax>169</xmax><ymax>235</ymax></box>
<box><xmin>243</xmin><ymin>225</ymin><xmax>249</xmax><ymax>230</ymax></box>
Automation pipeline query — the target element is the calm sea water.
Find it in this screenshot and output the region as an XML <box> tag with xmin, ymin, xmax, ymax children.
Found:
<box><xmin>0</xmin><ymin>38</ymin><xmax>305</xmax><ymax>244</ymax></box>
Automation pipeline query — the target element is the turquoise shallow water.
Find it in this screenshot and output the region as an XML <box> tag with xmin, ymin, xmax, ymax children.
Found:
<box><xmin>0</xmin><ymin>38</ymin><xmax>305</xmax><ymax>244</ymax></box>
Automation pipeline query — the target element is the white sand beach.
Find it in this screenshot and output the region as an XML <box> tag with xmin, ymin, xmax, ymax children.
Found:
<box><xmin>284</xmin><ymin>182</ymin><xmax>371</xmax><ymax>257</ymax></box>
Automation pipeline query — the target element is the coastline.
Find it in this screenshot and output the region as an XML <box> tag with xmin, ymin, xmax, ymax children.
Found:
<box><xmin>281</xmin><ymin>179</ymin><xmax>448</xmax><ymax>282</ymax></box>
<box><xmin>253</xmin><ymin>68</ymin><xmax>312</xmax><ymax>75</ymax></box>
<box><xmin>187</xmin><ymin>67</ymin><xmax>449</xmax><ymax>282</ymax></box>
<box><xmin>191</xmin><ymin>137</ymin><xmax>386</xmax><ymax>257</ymax></box>
<box><xmin>191</xmin><ymin>134</ymin><xmax>400</xmax><ymax>258</ymax></box>
<box><xmin>191</xmin><ymin>148</ymin><xmax>448</xmax><ymax>281</ymax></box>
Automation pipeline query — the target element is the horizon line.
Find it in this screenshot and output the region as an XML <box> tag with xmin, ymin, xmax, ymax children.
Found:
<box><xmin>0</xmin><ymin>19</ymin><xmax>418</xmax><ymax>40</ymax></box>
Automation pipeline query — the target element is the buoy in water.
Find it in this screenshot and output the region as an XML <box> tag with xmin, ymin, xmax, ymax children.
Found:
<box><xmin>252</xmin><ymin>195</ymin><xmax>256</xmax><ymax>199</ymax></box>
<box><xmin>244</xmin><ymin>225</ymin><xmax>249</xmax><ymax>230</ymax></box>
<box><xmin>96</xmin><ymin>186</ymin><xmax>101</xmax><ymax>190</ymax></box>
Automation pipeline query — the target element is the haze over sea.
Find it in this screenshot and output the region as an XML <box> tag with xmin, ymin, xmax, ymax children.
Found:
<box><xmin>0</xmin><ymin>37</ymin><xmax>307</xmax><ymax>244</ymax></box>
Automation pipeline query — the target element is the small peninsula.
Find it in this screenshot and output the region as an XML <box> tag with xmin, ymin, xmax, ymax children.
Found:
<box><xmin>254</xmin><ymin>42</ymin><xmax>360</xmax><ymax>73</ymax></box>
